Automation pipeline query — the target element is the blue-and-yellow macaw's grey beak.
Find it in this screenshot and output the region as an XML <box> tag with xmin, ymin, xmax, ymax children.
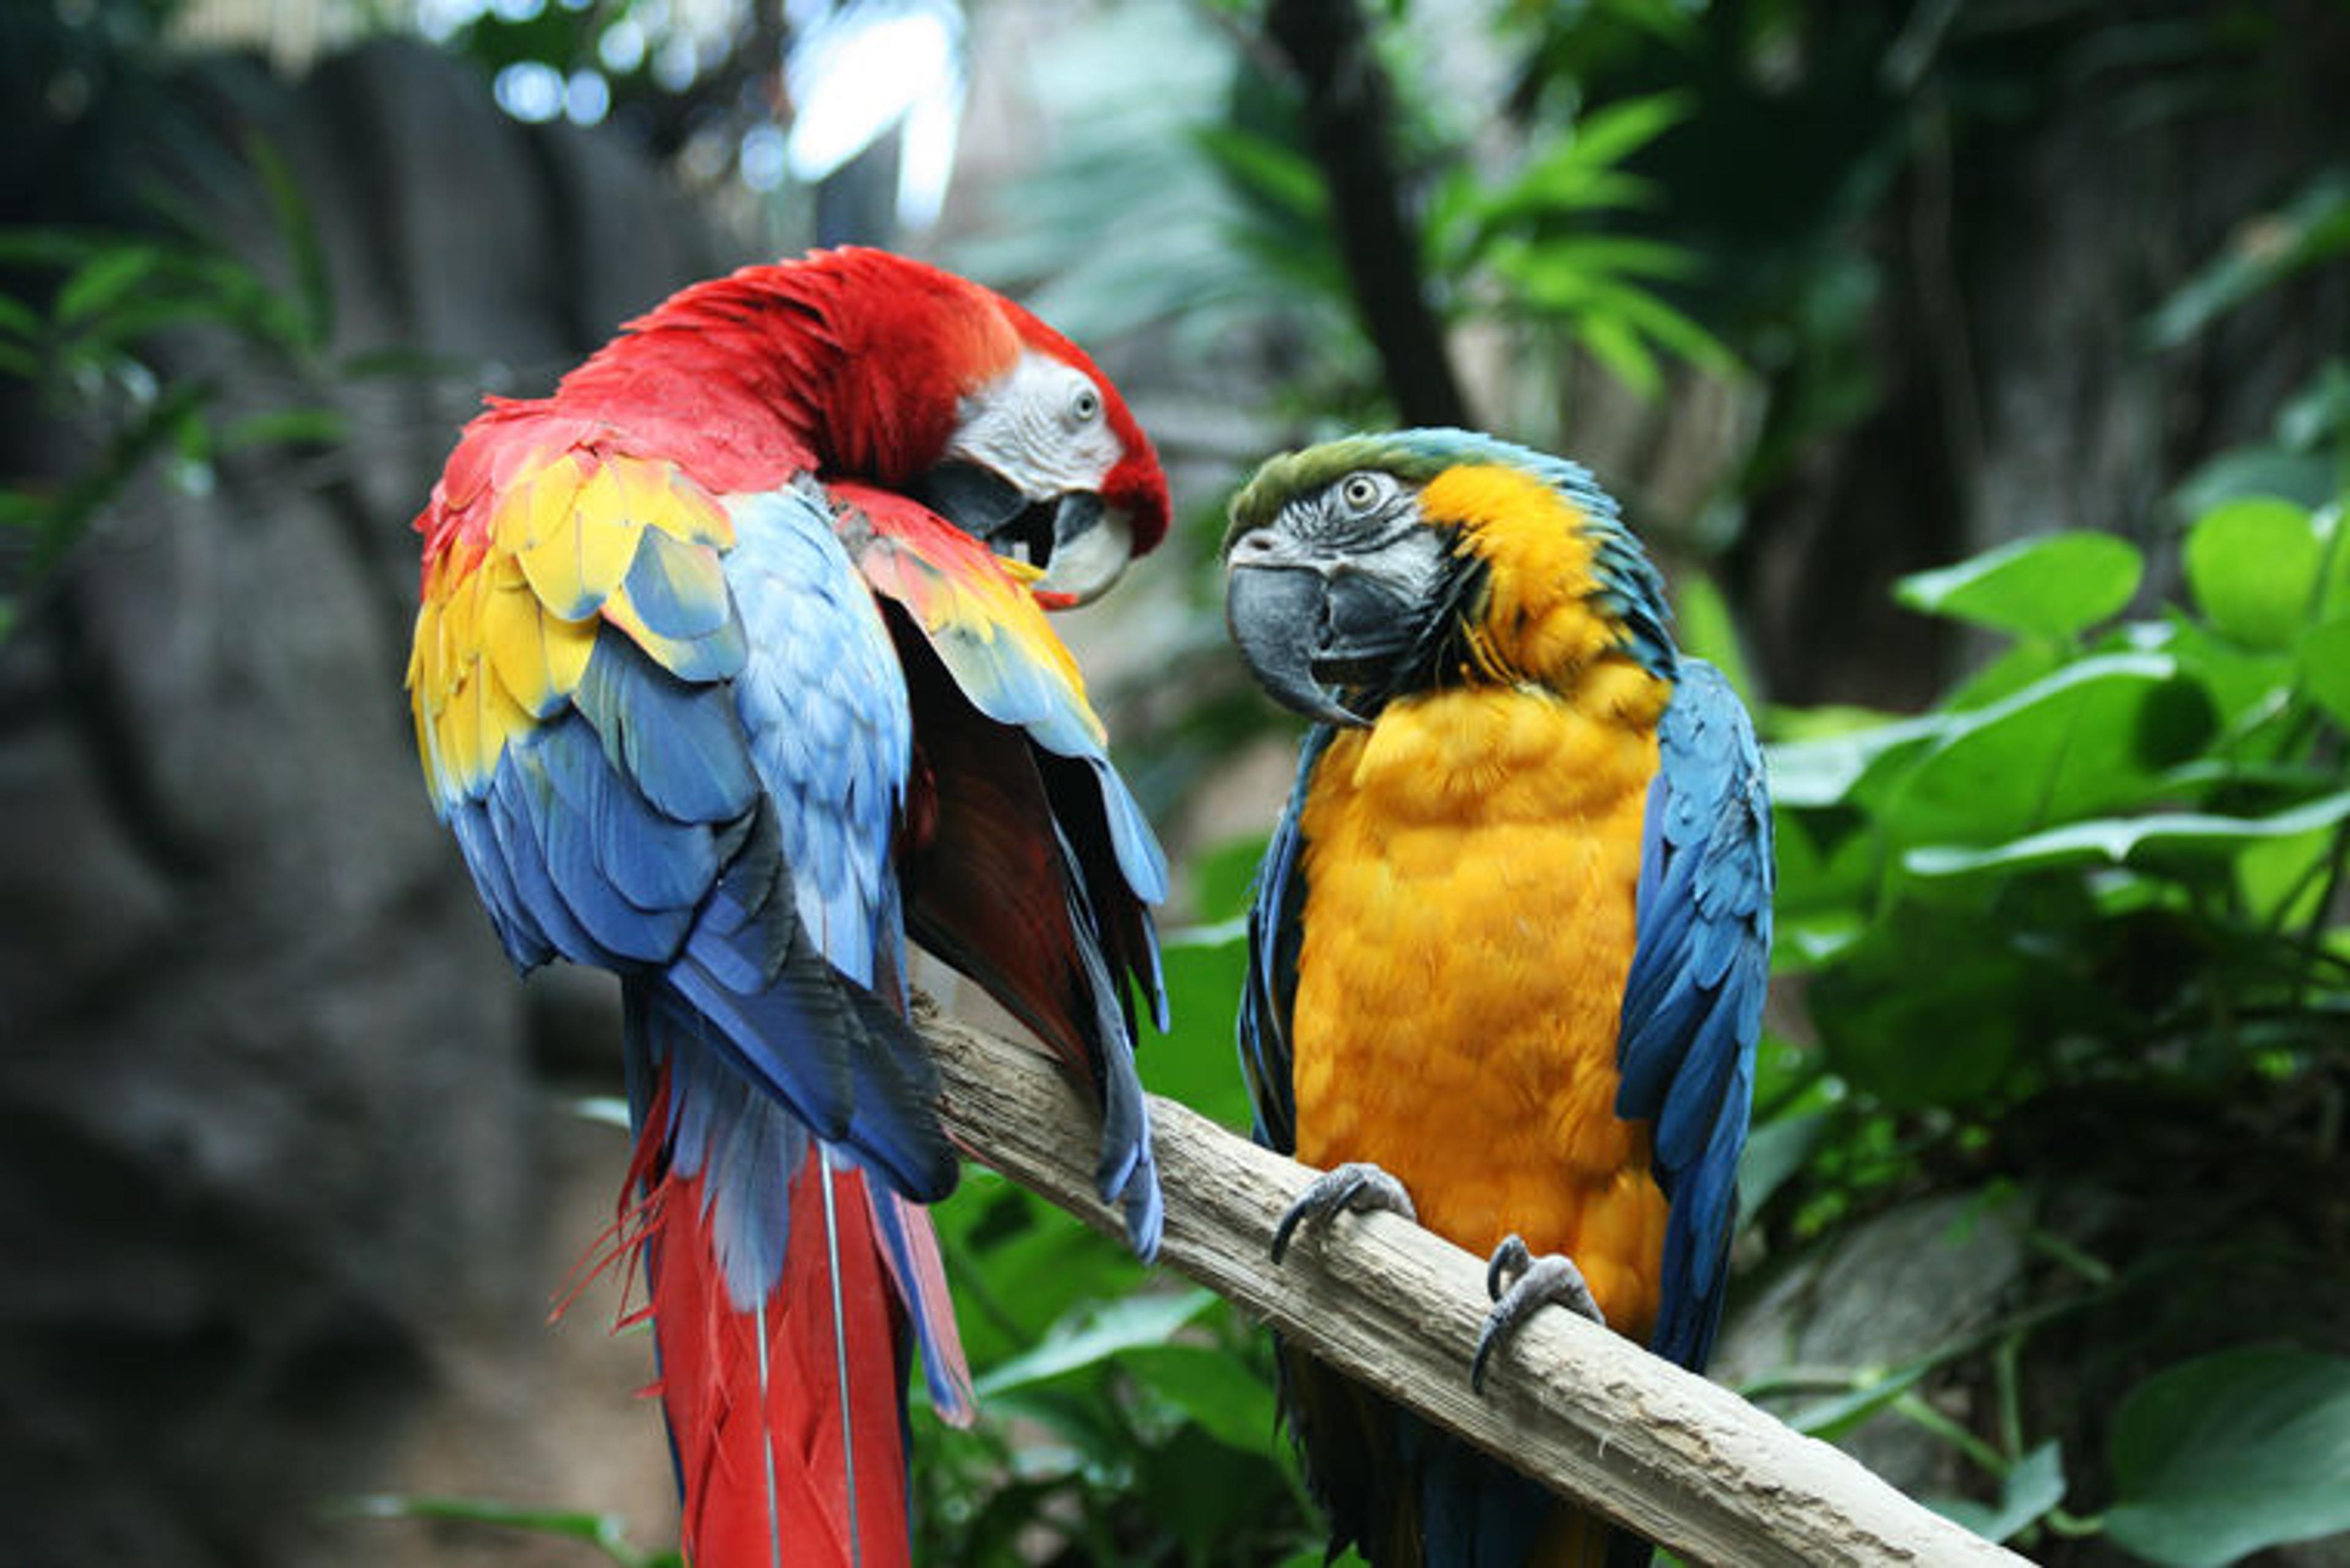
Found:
<box><xmin>1223</xmin><ymin>469</ymin><xmax>1455</xmax><ymax>730</ymax></box>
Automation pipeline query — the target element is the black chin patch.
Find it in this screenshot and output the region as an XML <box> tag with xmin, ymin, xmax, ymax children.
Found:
<box><xmin>911</xmin><ymin>461</ymin><xmax>1068</xmax><ymax>569</ymax></box>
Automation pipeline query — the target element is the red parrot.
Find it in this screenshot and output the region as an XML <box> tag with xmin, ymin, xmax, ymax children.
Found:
<box><xmin>405</xmin><ymin>248</ymin><xmax>1171</xmax><ymax>1567</ymax></box>
<box><xmin>1226</xmin><ymin>430</ymin><xmax>1772</xmax><ymax>1567</ymax></box>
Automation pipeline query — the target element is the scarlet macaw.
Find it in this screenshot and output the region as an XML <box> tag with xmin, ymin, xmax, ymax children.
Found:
<box><xmin>406</xmin><ymin>248</ymin><xmax>1169</xmax><ymax>1568</ymax></box>
<box><xmin>1224</xmin><ymin>429</ymin><xmax>1772</xmax><ymax>1567</ymax></box>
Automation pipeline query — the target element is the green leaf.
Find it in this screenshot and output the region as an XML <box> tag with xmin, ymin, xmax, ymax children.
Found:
<box><xmin>1450</xmin><ymin>93</ymin><xmax>1689</xmax><ymax>242</ymax></box>
<box><xmin>1671</xmin><ymin>569</ymin><xmax>1756</xmax><ymax>711</ymax></box>
<box><xmin>929</xmin><ymin>1173</ymin><xmax>1143</xmax><ymax>1365</ymax></box>
<box><xmin>1942</xmin><ymin>638</ymin><xmax>2068</xmax><ymax>711</ymax></box>
<box><xmin>1865</xmin><ymin>654</ymin><xmax>2212</xmax><ymax>847</ymax></box>
<box><xmin>2105</xmin><ymin>1346</ymin><xmax>2350</xmax><ymax>1568</ymax></box>
<box><xmin>1764</xmin><ymin>710</ymin><xmax>1943</xmax><ymax>809</ymax></box>
<box><xmin>2301</xmin><ymin>616</ymin><xmax>2350</xmax><ymax>726</ymax></box>
<box><xmin>344</xmin><ymin>1495</ymin><xmax>662</xmax><ymax>1566</ymax></box>
<box><xmin>1894</xmin><ymin>532</ymin><xmax>2143</xmax><ymax>641</ymax></box>
<box><xmin>0</xmin><ymin>292</ymin><xmax>43</xmax><ymax>340</ymax></box>
<box><xmin>1187</xmin><ymin>835</ymin><xmax>1272</xmax><ymax>925</ymax></box>
<box><xmin>1901</xmin><ymin>790</ymin><xmax>2350</xmax><ymax>884</ymax></box>
<box><xmin>1737</xmin><ymin>1109</ymin><xmax>1829</xmax><ymax>1219</ymax></box>
<box><xmin>1924</xmin><ymin>1440</ymin><xmax>2065</xmax><ymax>1544</ymax></box>
<box><xmin>2234</xmin><ymin>816</ymin><xmax>2343</xmax><ymax>927</ymax></box>
<box><xmin>244</xmin><ymin>129</ymin><xmax>334</xmax><ymax>351</ymax></box>
<box><xmin>1784</xmin><ymin>1361</ymin><xmax>1933</xmax><ymax>1441</ymax></box>
<box><xmin>974</xmin><ymin>1288</ymin><xmax>1217</xmax><ymax>1397</ymax></box>
<box><xmin>2173</xmin><ymin>446</ymin><xmax>2340</xmax><ymax>518</ymax></box>
<box><xmin>2143</xmin><ymin>612</ymin><xmax>2297</xmax><ymax>733</ymax></box>
<box><xmin>1811</xmin><ymin>920</ymin><xmax>2034</xmax><ymax>1109</ymax></box>
<box><xmin>2144</xmin><ymin>171</ymin><xmax>2350</xmax><ymax>348</ymax></box>
<box><xmin>1557</xmin><ymin>91</ymin><xmax>1695</xmax><ymax>176</ymax></box>
<box><xmin>2185</xmin><ymin>496</ymin><xmax>2320</xmax><ymax>649</ymax></box>
<box><xmin>1194</xmin><ymin>124</ymin><xmax>1329</xmax><ymax>223</ymax></box>
<box><xmin>1121</xmin><ymin>1342</ymin><xmax>1280</xmax><ymax>1454</ymax></box>
<box><xmin>57</xmin><ymin>245</ymin><xmax>167</xmax><ymax>326</ymax></box>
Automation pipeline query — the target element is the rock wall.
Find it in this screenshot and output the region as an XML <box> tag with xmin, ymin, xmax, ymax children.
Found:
<box><xmin>0</xmin><ymin>40</ymin><xmax>723</xmax><ymax>1567</ymax></box>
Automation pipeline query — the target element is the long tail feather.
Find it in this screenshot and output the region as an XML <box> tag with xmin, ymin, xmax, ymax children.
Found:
<box><xmin>645</xmin><ymin>1141</ymin><xmax>914</xmax><ymax>1568</ymax></box>
<box><xmin>627</xmin><ymin>1006</ymin><xmax>918</xmax><ymax>1568</ymax></box>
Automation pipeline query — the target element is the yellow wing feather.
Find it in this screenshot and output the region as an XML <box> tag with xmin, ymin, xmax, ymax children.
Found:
<box><xmin>408</xmin><ymin>443</ymin><xmax>742</xmax><ymax>809</ymax></box>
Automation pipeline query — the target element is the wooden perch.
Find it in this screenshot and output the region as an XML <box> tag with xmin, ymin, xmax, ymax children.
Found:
<box><xmin>916</xmin><ymin>997</ymin><xmax>2032</xmax><ymax>1568</ymax></box>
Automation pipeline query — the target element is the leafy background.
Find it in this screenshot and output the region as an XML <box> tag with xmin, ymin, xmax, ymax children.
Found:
<box><xmin>5</xmin><ymin>0</ymin><xmax>2348</xmax><ymax>1566</ymax></box>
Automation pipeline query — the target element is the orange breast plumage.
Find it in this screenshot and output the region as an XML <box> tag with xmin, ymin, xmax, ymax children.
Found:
<box><xmin>1289</xmin><ymin>678</ymin><xmax>1670</xmax><ymax>1343</ymax></box>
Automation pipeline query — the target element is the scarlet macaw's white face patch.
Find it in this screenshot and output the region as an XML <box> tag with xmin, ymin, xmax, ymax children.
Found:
<box><xmin>946</xmin><ymin>350</ymin><xmax>1135</xmax><ymax>602</ymax></box>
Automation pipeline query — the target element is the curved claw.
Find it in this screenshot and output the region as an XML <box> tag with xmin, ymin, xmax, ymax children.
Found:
<box><xmin>1269</xmin><ymin>1161</ymin><xmax>1418</xmax><ymax>1264</ymax></box>
<box><xmin>1485</xmin><ymin>1234</ymin><xmax>1533</xmax><ymax>1302</ymax></box>
<box><xmin>1470</xmin><ymin>1245</ymin><xmax>1605</xmax><ymax>1395</ymax></box>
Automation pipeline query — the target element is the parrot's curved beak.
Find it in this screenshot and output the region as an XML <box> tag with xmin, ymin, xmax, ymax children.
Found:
<box><xmin>910</xmin><ymin>463</ymin><xmax>1132</xmax><ymax>606</ymax></box>
<box><xmin>1031</xmin><ymin>493</ymin><xmax>1133</xmax><ymax>605</ymax></box>
<box><xmin>1225</xmin><ymin>564</ymin><xmax>1374</xmax><ymax>730</ymax></box>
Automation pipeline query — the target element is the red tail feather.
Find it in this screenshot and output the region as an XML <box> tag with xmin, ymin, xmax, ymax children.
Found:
<box><xmin>645</xmin><ymin>1155</ymin><xmax>912</xmax><ymax>1568</ymax></box>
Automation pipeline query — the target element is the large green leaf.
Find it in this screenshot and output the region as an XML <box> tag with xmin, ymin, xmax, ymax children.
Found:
<box><xmin>1769</xmin><ymin>804</ymin><xmax>1878</xmax><ymax>928</ymax></box>
<box><xmin>2105</xmin><ymin>1346</ymin><xmax>2350</xmax><ymax>1567</ymax></box>
<box><xmin>2300</xmin><ymin>616</ymin><xmax>2350</xmax><ymax>727</ymax></box>
<box><xmin>1862</xmin><ymin>654</ymin><xmax>2211</xmax><ymax>846</ymax></box>
<box><xmin>1121</xmin><ymin>1342</ymin><xmax>1281</xmax><ymax>1454</ymax></box>
<box><xmin>2133</xmin><ymin>613</ymin><xmax>2298</xmax><ymax>735</ymax></box>
<box><xmin>1894</xmin><ymin>532</ymin><xmax>2143</xmax><ymax>641</ymax></box>
<box><xmin>1901</xmin><ymin>790</ymin><xmax>2350</xmax><ymax>884</ymax></box>
<box><xmin>2185</xmin><ymin>497</ymin><xmax>2321</xmax><ymax>651</ymax></box>
<box><xmin>1807</xmin><ymin>908</ymin><xmax>2076</xmax><ymax>1109</ymax></box>
<box><xmin>974</xmin><ymin>1288</ymin><xmax>1217</xmax><ymax>1397</ymax></box>
<box><xmin>1764</xmin><ymin>711</ymin><xmax>1945</xmax><ymax>810</ymax></box>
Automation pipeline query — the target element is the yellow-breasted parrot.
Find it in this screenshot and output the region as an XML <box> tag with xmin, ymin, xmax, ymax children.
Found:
<box><xmin>405</xmin><ymin>248</ymin><xmax>1169</xmax><ymax>1568</ymax></box>
<box><xmin>1224</xmin><ymin>429</ymin><xmax>1772</xmax><ymax>1568</ymax></box>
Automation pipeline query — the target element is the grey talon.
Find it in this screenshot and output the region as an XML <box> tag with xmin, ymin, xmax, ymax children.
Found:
<box><xmin>1269</xmin><ymin>1161</ymin><xmax>1417</xmax><ymax>1264</ymax></box>
<box><xmin>1471</xmin><ymin>1247</ymin><xmax>1605</xmax><ymax>1395</ymax></box>
<box><xmin>1485</xmin><ymin>1234</ymin><xmax>1532</xmax><ymax>1301</ymax></box>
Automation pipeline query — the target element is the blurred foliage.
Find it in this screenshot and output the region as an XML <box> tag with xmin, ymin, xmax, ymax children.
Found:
<box><xmin>0</xmin><ymin>0</ymin><xmax>384</xmax><ymax>637</ymax></box>
<box><xmin>0</xmin><ymin>168</ymin><xmax>354</xmax><ymax>638</ymax></box>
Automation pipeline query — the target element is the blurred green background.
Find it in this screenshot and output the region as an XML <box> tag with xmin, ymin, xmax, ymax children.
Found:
<box><xmin>4</xmin><ymin>1</ymin><xmax>2347</xmax><ymax>1566</ymax></box>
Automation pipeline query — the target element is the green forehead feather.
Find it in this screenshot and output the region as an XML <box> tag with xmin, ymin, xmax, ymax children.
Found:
<box><xmin>1226</xmin><ymin>427</ymin><xmax>1613</xmax><ymax>543</ymax></box>
<box><xmin>1228</xmin><ymin>436</ymin><xmax>1414</xmax><ymax>544</ymax></box>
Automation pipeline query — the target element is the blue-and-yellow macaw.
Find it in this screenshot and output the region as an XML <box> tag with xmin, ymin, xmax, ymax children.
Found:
<box><xmin>406</xmin><ymin>248</ymin><xmax>1169</xmax><ymax>1568</ymax></box>
<box><xmin>1224</xmin><ymin>428</ymin><xmax>1772</xmax><ymax>1567</ymax></box>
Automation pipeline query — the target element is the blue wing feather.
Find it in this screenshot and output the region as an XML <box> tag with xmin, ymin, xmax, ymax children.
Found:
<box><xmin>1614</xmin><ymin>659</ymin><xmax>1773</xmax><ymax>1372</ymax></box>
<box><xmin>1237</xmin><ymin>724</ymin><xmax>1331</xmax><ymax>1155</ymax></box>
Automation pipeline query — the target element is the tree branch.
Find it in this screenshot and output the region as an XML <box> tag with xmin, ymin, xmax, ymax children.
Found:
<box><xmin>917</xmin><ymin>998</ymin><xmax>2032</xmax><ymax>1568</ymax></box>
<box><xmin>1261</xmin><ymin>0</ymin><xmax>1469</xmax><ymax>427</ymax></box>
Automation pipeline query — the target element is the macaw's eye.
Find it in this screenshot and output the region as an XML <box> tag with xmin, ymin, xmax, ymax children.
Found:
<box><xmin>1068</xmin><ymin>386</ymin><xmax>1102</xmax><ymax>425</ymax></box>
<box><xmin>1338</xmin><ymin>473</ymin><xmax>1387</xmax><ymax>513</ymax></box>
